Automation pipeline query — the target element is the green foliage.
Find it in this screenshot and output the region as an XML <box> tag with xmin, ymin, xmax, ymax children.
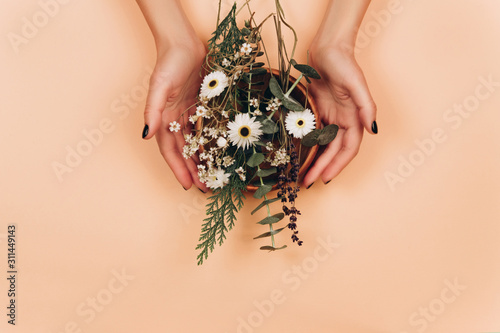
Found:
<box><xmin>208</xmin><ymin>3</ymin><xmax>245</xmax><ymax>56</ymax></box>
<box><xmin>196</xmin><ymin>174</ymin><xmax>246</xmax><ymax>265</ymax></box>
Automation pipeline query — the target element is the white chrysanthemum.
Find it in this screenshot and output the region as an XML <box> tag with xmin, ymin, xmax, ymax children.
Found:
<box><xmin>227</xmin><ymin>113</ymin><xmax>263</xmax><ymax>150</ymax></box>
<box><xmin>169</xmin><ymin>121</ymin><xmax>181</xmax><ymax>132</ymax></box>
<box><xmin>241</xmin><ymin>43</ymin><xmax>252</xmax><ymax>55</ymax></box>
<box><xmin>285</xmin><ymin>108</ymin><xmax>316</xmax><ymax>139</ymax></box>
<box><xmin>222</xmin><ymin>58</ymin><xmax>231</xmax><ymax>67</ymax></box>
<box><xmin>205</xmin><ymin>168</ymin><xmax>231</xmax><ymax>189</ymax></box>
<box><xmin>200</xmin><ymin>71</ymin><xmax>228</xmax><ymax>99</ymax></box>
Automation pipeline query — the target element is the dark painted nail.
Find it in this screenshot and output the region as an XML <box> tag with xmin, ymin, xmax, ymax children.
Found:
<box><xmin>142</xmin><ymin>124</ymin><xmax>149</xmax><ymax>139</ymax></box>
<box><xmin>182</xmin><ymin>186</ymin><xmax>188</xmax><ymax>191</ymax></box>
<box><xmin>325</xmin><ymin>180</ymin><xmax>332</xmax><ymax>185</ymax></box>
<box><xmin>371</xmin><ymin>121</ymin><xmax>378</xmax><ymax>134</ymax></box>
<box><xmin>306</xmin><ymin>182</ymin><xmax>314</xmax><ymax>189</ymax></box>
<box><xmin>198</xmin><ymin>188</ymin><xmax>207</xmax><ymax>194</ymax></box>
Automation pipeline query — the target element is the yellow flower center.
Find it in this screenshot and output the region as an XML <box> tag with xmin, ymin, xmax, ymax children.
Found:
<box><xmin>239</xmin><ymin>126</ymin><xmax>251</xmax><ymax>138</ymax></box>
<box><xmin>208</xmin><ymin>79</ymin><xmax>219</xmax><ymax>89</ymax></box>
<box><xmin>296</xmin><ymin>118</ymin><xmax>305</xmax><ymax>128</ymax></box>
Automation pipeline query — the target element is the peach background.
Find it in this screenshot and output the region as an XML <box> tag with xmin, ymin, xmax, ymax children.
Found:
<box><xmin>1</xmin><ymin>0</ymin><xmax>500</xmax><ymax>332</ymax></box>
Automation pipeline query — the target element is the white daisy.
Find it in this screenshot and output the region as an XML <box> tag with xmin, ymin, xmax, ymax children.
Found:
<box><xmin>285</xmin><ymin>108</ymin><xmax>316</xmax><ymax>139</ymax></box>
<box><xmin>200</xmin><ymin>71</ymin><xmax>229</xmax><ymax>99</ymax></box>
<box><xmin>227</xmin><ymin>113</ymin><xmax>263</xmax><ymax>150</ymax></box>
<box><xmin>222</xmin><ymin>58</ymin><xmax>231</xmax><ymax>67</ymax></box>
<box><xmin>169</xmin><ymin>121</ymin><xmax>181</xmax><ymax>132</ymax></box>
<box><xmin>205</xmin><ymin>167</ymin><xmax>231</xmax><ymax>189</ymax></box>
<box><xmin>240</xmin><ymin>43</ymin><xmax>252</xmax><ymax>55</ymax></box>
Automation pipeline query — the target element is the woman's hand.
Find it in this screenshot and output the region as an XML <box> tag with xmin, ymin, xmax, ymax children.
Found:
<box><xmin>303</xmin><ymin>44</ymin><xmax>377</xmax><ymax>186</ymax></box>
<box><xmin>142</xmin><ymin>41</ymin><xmax>209</xmax><ymax>191</ymax></box>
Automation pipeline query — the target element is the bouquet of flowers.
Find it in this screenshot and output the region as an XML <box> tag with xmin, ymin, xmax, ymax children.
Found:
<box><xmin>169</xmin><ymin>1</ymin><xmax>339</xmax><ymax>264</ymax></box>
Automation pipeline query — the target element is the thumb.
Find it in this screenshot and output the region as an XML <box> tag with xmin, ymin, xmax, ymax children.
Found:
<box><xmin>142</xmin><ymin>72</ymin><xmax>170</xmax><ymax>139</ymax></box>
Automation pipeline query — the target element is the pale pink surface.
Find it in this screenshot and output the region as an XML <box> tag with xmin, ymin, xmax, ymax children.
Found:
<box><xmin>1</xmin><ymin>0</ymin><xmax>500</xmax><ymax>332</ymax></box>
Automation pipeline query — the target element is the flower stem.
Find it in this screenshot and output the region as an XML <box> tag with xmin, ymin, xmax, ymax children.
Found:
<box><xmin>284</xmin><ymin>73</ymin><xmax>303</xmax><ymax>98</ymax></box>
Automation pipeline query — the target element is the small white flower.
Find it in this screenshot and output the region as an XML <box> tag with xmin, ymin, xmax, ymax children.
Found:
<box><xmin>200</xmin><ymin>71</ymin><xmax>229</xmax><ymax>99</ymax></box>
<box><xmin>223</xmin><ymin>156</ymin><xmax>235</xmax><ymax>167</ymax></box>
<box><xmin>271</xmin><ymin>147</ymin><xmax>290</xmax><ymax>166</ymax></box>
<box><xmin>240</xmin><ymin>43</ymin><xmax>252</xmax><ymax>55</ymax></box>
<box><xmin>253</xmin><ymin>109</ymin><xmax>262</xmax><ymax>116</ymax></box>
<box><xmin>227</xmin><ymin>113</ymin><xmax>263</xmax><ymax>150</ymax></box>
<box><xmin>206</xmin><ymin>167</ymin><xmax>231</xmax><ymax>189</ymax></box>
<box><xmin>250</xmin><ymin>98</ymin><xmax>259</xmax><ymax>108</ymax></box>
<box><xmin>221</xmin><ymin>110</ymin><xmax>229</xmax><ymax>118</ymax></box>
<box><xmin>233</xmin><ymin>52</ymin><xmax>240</xmax><ymax>60</ymax></box>
<box><xmin>235</xmin><ymin>166</ymin><xmax>246</xmax><ymax>181</ymax></box>
<box><xmin>196</xmin><ymin>106</ymin><xmax>208</xmax><ymax>118</ymax></box>
<box><xmin>222</xmin><ymin>58</ymin><xmax>231</xmax><ymax>67</ymax></box>
<box><xmin>169</xmin><ymin>121</ymin><xmax>181</xmax><ymax>132</ymax></box>
<box><xmin>266</xmin><ymin>103</ymin><xmax>279</xmax><ymax>112</ymax></box>
<box><xmin>285</xmin><ymin>108</ymin><xmax>316</xmax><ymax>139</ymax></box>
<box><xmin>217</xmin><ymin>137</ymin><xmax>227</xmax><ymax>148</ymax></box>
<box><xmin>233</xmin><ymin>70</ymin><xmax>242</xmax><ymax>84</ymax></box>
<box><xmin>271</xmin><ymin>97</ymin><xmax>282</xmax><ymax>106</ymax></box>
<box><xmin>189</xmin><ymin>115</ymin><xmax>198</xmax><ymax>124</ymax></box>
<box><xmin>265</xmin><ymin>142</ymin><xmax>274</xmax><ymax>151</ymax></box>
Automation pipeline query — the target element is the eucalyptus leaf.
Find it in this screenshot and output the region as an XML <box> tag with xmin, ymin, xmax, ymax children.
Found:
<box><xmin>257</xmin><ymin>213</ymin><xmax>285</xmax><ymax>225</ymax></box>
<box><xmin>249</xmin><ymin>68</ymin><xmax>267</xmax><ymax>75</ymax></box>
<box><xmin>253</xmin><ymin>62</ymin><xmax>265</xmax><ymax>68</ymax></box>
<box><xmin>294</xmin><ymin>64</ymin><xmax>321</xmax><ymax>80</ymax></box>
<box><xmin>247</xmin><ymin>153</ymin><xmax>265</xmax><ymax>167</ymax></box>
<box><xmin>301</xmin><ymin>129</ymin><xmax>321</xmax><ymax>147</ymax></box>
<box><xmin>253</xmin><ymin>141</ymin><xmax>267</xmax><ymax>147</ymax></box>
<box><xmin>261</xmin><ymin>119</ymin><xmax>279</xmax><ymax>134</ymax></box>
<box><xmin>256</xmin><ymin>167</ymin><xmax>277</xmax><ymax>178</ymax></box>
<box><xmin>318</xmin><ymin>124</ymin><xmax>339</xmax><ymax>145</ymax></box>
<box><xmin>253</xmin><ymin>227</ymin><xmax>286</xmax><ymax>239</ymax></box>
<box><xmin>268</xmin><ymin>77</ymin><xmax>285</xmax><ymax>100</ymax></box>
<box><xmin>282</xmin><ymin>96</ymin><xmax>305</xmax><ymax>111</ymax></box>
<box><xmin>260</xmin><ymin>245</ymin><xmax>287</xmax><ymax>251</ymax></box>
<box><xmin>253</xmin><ymin>184</ymin><xmax>273</xmax><ymax>199</ymax></box>
<box><xmin>251</xmin><ymin>197</ymin><xmax>281</xmax><ymax>215</ymax></box>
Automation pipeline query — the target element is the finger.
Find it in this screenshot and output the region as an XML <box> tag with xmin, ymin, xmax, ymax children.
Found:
<box><xmin>320</xmin><ymin>125</ymin><xmax>363</xmax><ymax>182</ymax></box>
<box><xmin>345</xmin><ymin>72</ymin><xmax>378</xmax><ymax>134</ymax></box>
<box><xmin>303</xmin><ymin>128</ymin><xmax>344</xmax><ymax>186</ymax></box>
<box><xmin>142</xmin><ymin>72</ymin><xmax>171</xmax><ymax>140</ymax></box>
<box><xmin>156</xmin><ymin>129</ymin><xmax>194</xmax><ymax>190</ymax></box>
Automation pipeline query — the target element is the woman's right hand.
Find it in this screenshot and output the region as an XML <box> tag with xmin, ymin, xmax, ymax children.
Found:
<box><xmin>142</xmin><ymin>40</ymin><xmax>209</xmax><ymax>191</ymax></box>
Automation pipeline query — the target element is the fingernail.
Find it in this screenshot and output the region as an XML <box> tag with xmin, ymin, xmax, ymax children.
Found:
<box><xmin>198</xmin><ymin>188</ymin><xmax>207</xmax><ymax>193</ymax></box>
<box><xmin>182</xmin><ymin>186</ymin><xmax>188</xmax><ymax>191</ymax></box>
<box><xmin>325</xmin><ymin>180</ymin><xmax>332</xmax><ymax>185</ymax></box>
<box><xmin>142</xmin><ymin>124</ymin><xmax>149</xmax><ymax>139</ymax></box>
<box><xmin>371</xmin><ymin>121</ymin><xmax>378</xmax><ymax>134</ymax></box>
<box><xmin>306</xmin><ymin>182</ymin><xmax>314</xmax><ymax>189</ymax></box>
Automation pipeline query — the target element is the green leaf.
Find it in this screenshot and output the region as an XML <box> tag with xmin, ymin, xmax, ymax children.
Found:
<box><xmin>294</xmin><ymin>64</ymin><xmax>321</xmax><ymax>80</ymax></box>
<box><xmin>253</xmin><ymin>184</ymin><xmax>272</xmax><ymax>199</ymax></box>
<box><xmin>253</xmin><ymin>227</ymin><xmax>286</xmax><ymax>239</ymax></box>
<box><xmin>249</xmin><ymin>68</ymin><xmax>267</xmax><ymax>75</ymax></box>
<box><xmin>251</xmin><ymin>197</ymin><xmax>281</xmax><ymax>215</ymax></box>
<box><xmin>260</xmin><ymin>245</ymin><xmax>287</xmax><ymax>251</ymax></box>
<box><xmin>282</xmin><ymin>96</ymin><xmax>305</xmax><ymax>111</ymax></box>
<box><xmin>241</xmin><ymin>27</ymin><xmax>251</xmax><ymax>36</ymax></box>
<box><xmin>253</xmin><ymin>62</ymin><xmax>265</xmax><ymax>68</ymax></box>
<box><xmin>256</xmin><ymin>167</ymin><xmax>277</xmax><ymax>178</ymax></box>
<box><xmin>247</xmin><ymin>153</ymin><xmax>265</xmax><ymax>167</ymax></box>
<box><xmin>290</xmin><ymin>59</ymin><xmax>298</xmax><ymax>67</ymax></box>
<box><xmin>269</xmin><ymin>77</ymin><xmax>285</xmax><ymax>100</ymax></box>
<box><xmin>257</xmin><ymin>213</ymin><xmax>285</xmax><ymax>225</ymax></box>
<box><xmin>318</xmin><ymin>124</ymin><xmax>339</xmax><ymax>145</ymax></box>
<box><xmin>253</xmin><ymin>141</ymin><xmax>267</xmax><ymax>147</ymax></box>
<box><xmin>301</xmin><ymin>129</ymin><xmax>320</xmax><ymax>147</ymax></box>
<box><xmin>261</xmin><ymin>119</ymin><xmax>279</xmax><ymax>134</ymax></box>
